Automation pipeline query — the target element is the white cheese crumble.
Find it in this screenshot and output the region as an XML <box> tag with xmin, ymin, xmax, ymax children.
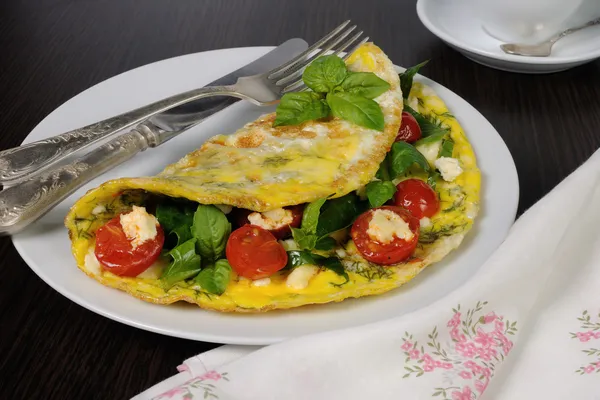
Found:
<box><xmin>286</xmin><ymin>265</ymin><xmax>319</xmax><ymax>290</ymax></box>
<box><xmin>84</xmin><ymin>247</ymin><xmax>102</xmax><ymax>275</ymax></box>
<box><xmin>137</xmin><ymin>259</ymin><xmax>166</xmax><ymax>279</ymax></box>
<box><xmin>420</xmin><ymin>217</ymin><xmax>432</xmax><ymax>229</ymax></box>
<box><xmin>119</xmin><ymin>206</ymin><xmax>159</xmax><ymax>249</ymax></box>
<box><xmin>214</xmin><ymin>204</ymin><xmax>232</xmax><ymax>214</ymax></box>
<box><xmin>248</xmin><ymin>208</ymin><xmax>293</xmax><ymax>230</ymax></box>
<box><xmin>252</xmin><ymin>277</ymin><xmax>271</xmax><ymax>287</ymax></box>
<box><xmin>416</xmin><ymin>141</ymin><xmax>442</xmax><ymax>167</ymax></box>
<box><xmin>366</xmin><ymin>209</ymin><xmax>414</xmax><ymax>244</ymax></box>
<box><xmin>435</xmin><ymin>157</ymin><xmax>463</xmax><ymax>182</ymax></box>
<box><xmin>92</xmin><ymin>205</ymin><xmax>106</xmax><ymax>215</ymax></box>
<box><xmin>279</xmin><ymin>239</ymin><xmax>299</xmax><ymax>251</ymax></box>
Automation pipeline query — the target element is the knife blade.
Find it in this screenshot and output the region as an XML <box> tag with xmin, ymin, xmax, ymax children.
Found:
<box><xmin>150</xmin><ymin>38</ymin><xmax>308</xmax><ymax>130</ymax></box>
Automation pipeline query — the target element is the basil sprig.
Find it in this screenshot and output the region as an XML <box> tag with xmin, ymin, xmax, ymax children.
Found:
<box><xmin>365</xmin><ymin>141</ymin><xmax>431</xmax><ymax>208</ymax></box>
<box><xmin>195</xmin><ymin>259</ymin><xmax>232</xmax><ymax>295</ymax></box>
<box><xmin>274</xmin><ymin>55</ymin><xmax>390</xmax><ymax>131</ymax></box>
<box><xmin>191</xmin><ymin>205</ymin><xmax>231</xmax><ymax>265</ymax></box>
<box><xmin>291</xmin><ymin>197</ymin><xmax>327</xmax><ymax>250</ymax></box>
<box><xmin>160</xmin><ymin>238</ymin><xmax>202</xmax><ymax>290</ymax></box>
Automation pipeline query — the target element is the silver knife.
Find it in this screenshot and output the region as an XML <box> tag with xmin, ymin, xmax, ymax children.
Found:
<box><xmin>0</xmin><ymin>39</ymin><xmax>308</xmax><ymax>235</ymax></box>
<box><xmin>0</xmin><ymin>38</ymin><xmax>308</xmax><ymax>185</ymax></box>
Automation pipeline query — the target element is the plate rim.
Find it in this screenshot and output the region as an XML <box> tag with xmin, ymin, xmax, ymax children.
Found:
<box><xmin>12</xmin><ymin>45</ymin><xmax>519</xmax><ymax>345</ymax></box>
<box><xmin>416</xmin><ymin>0</ymin><xmax>600</xmax><ymax>65</ymax></box>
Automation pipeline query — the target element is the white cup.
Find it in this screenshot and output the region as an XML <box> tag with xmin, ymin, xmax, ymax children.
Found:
<box><xmin>473</xmin><ymin>0</ymin><xmax>596</xmax><ymax>44</ymax></box>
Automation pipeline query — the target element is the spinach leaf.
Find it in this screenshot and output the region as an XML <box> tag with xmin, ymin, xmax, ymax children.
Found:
<box><xmin>191</xmin><ymin>205</ymin><xmax>231</xmax><ymax>264</ymax></box>
<box><xmin>399</xmin><ymin>60</ymin><xmax>429</xmax><ymax>99</ymax></box>
<box><xmin>315</xmin><ymin>236</ymin><xmax>337</xmax><ymax>251</ymax></box>
<box><xmin>301</xmin><ymin>197</ymin><xmax>328</xmax><ymax>235</ymax></box>
<box><xmin>365</xmin><ymin>180</ymin><xmax>397</xmax><ymax>208</ymax></box>
<box><xmin>404</xmin><ymin>105</ymin><xmax>449</xmax><ymax>139</ymax></box>
<box><xmin>195</xmin><ymin>259</ymin><xmax>232</xmax><ymax>295</ymax></box>
<box><xmin>169</xmin><ymin>224</ymin><xmax>193</xmax><ymax>248</ymax></box>
<box><xmin>439</xmin><ymin>138</ymin><xmax>454</xmax><ymax>158</ymax></box>
<box><xmin>160</xmin><ymin>238</ymin><xmax>202</xmax><ymax>290</ymax></box>
<box><xmin>274</xmin><ymin>92</ymin><xmax>330</xmax><ymax>127</ymax></box>
<box><xmin>327</xmin><ymin>93</ymin><xmax>385</xmax><ymax>131</ymax></box>
<box><xmin>341</xmin><ymin>72</ymin><xmax>390</xmax><ymax>99</ymax></box>
<box><xmin>389</xmin><ymin>141</ymin><xmax>431</xmax><ymax>178</ymax></box>
<box><xmin>285</xmin><ymin>250</ymin><xmax>316</xmax><ymax>269</ymax></box>
<box><xmin>156</xmin><ymin>203</ymin><xmax>194</xmax><ymax>233</ymax></box>
<box><xmin>313</xmin><ymin>255</ymin><xmax>349</xmax><ymax>286</ymax></box>
<box><xmin>302</xmin><ymin>55</ymin><xmax>347</xmax><ymax>93</ymax></box>
<box><xmin>291</xmin><ymin>227</ymin><xmax>318</xmax><ymax>251</ymax></box>
<box><xmin>316</xmin><ymin>193</ymin><xmax>360</xmax><ymax>237</ymax></box>
<box><xmin>414</xmin><ymin>130</ymin><xmax>447</xmax><ymax>146</ymax></box>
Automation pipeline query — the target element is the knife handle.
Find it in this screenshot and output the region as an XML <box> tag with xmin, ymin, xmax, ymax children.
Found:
<box><xmin>0</xmin><ymin>84</ymin><xmax>236</xmax><ymax>186</ymax></box>
<box><xmin>0</xmin><ymin>122</ymin><xmax>177</xmax><ymax>235</ymax></box>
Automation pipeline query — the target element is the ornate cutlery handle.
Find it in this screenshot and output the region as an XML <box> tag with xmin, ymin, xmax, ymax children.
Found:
<box><xmin>0</xmin><ymin>84</ymin><xmax>236</xmax><ymax>185</ymax></box>
<box><xmin>0</xmin><ymin>122</ymin><xmax>179</xmax><ymax>235</ymax></box>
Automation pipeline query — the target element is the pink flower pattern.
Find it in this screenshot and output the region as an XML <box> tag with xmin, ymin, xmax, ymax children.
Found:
<box><xmin>153</xmin><ymin>371</ymin><xmax>230</xmax><ymax>400</ymax></box>
<box><xmin>571</xmin><ymin>309</ymin><xmax>600</xmax><ymax>376</ymax></box>
<box><xmin>402</xmin><ymin>301</ymin><xmax>517</xmax><ymax>400</ymax></box>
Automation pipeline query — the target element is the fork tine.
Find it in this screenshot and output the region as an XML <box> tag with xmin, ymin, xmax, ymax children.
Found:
<box><xmin>279</xmin><ymin>32</ymin><xmax>369</xmax><ymax>94</ymax></box>
<box><xmin>275</xmin><ymin>25</ymin><xmax>357</xmax><ymax>87</ymax></box>
<box><xmin>267</xmin><ymin>20</ymin><xmax>351</xmax><ymax>79</ymax></box>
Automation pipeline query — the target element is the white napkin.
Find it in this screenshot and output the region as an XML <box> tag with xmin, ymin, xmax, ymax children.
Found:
<box><xmin>134</xmin><ymin>148</ymin><xmax>600</xmax><ymax>400</ymax></box>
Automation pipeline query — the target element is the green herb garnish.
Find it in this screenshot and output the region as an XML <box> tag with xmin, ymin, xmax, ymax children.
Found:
<box><xmin>160</xmin><ymin>238</ymin><xmax>202</xmax><ymax>290</ymax></box>
<box><xmin>399</xmin><ymin>60</ymin><xmax>429</xmax><ymax>99</ymax></box>
<box><xmin>195</xmin><ymin>259</ymin><xmax>232</xmax><ymax>295</ymax></box>
<box><xmin>274</xmin><ymin>55</ymin><xmax>390</xmax><ymax>131</ymax></box>
<box><xmin>191</xmin><ymin>205</ymin><xmax>231</xmax><ymax>264</ymax></box>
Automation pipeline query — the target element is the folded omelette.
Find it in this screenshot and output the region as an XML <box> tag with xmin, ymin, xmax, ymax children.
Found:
<box><xmin>65</xmin><ymin>43</ymin><xmax>480</xmax><ymax>312</ymax></box>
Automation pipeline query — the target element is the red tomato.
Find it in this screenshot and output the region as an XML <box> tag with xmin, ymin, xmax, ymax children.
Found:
<box><xmin>94</xmin><ymin>215</ymin><xmax>165</xmax><ymax>277</ymax></box>
<box><xmin>395</xmin><ymin>111</ymin><xmax>422</xmax><ymax>143</ymax></box>
<box><xmin>226</xmin><ymin>225</ymin><xmax>288</xmax><ymax>279</ymax></box>
<box><xmin>231</xmin><ymin>205</ymin><xmax>304</xmax><ymax>240</ymax></box>
<box><xmin>393</xmin><ymin>178</ymin><xmax>440</xmax><ymax>219</ymax></box>
<box><xmin>350</xmin><ymin>206</ymin><xmax>419</xmax><ymax>265</ymax></box>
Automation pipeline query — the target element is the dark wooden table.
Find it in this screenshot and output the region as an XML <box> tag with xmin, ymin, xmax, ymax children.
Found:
<box><xmin>1</xmin><ymin>0</ymin><xmax>599</xmax><ymax>398</ymax></box>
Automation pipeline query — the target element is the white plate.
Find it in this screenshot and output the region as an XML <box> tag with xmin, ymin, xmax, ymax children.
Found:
<box><xmin>417</xmin><ymin>0</ymin><xmax>600</xmax><ymax>74</ymax></box>
<box><xmin>12</xmin><ymin>46</ymin><xmax>519</xmax><ymax>345</ymax></box>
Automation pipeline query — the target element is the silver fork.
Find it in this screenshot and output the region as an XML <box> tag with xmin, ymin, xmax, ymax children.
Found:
<box><xmin>0</xmin><ymin>20</ymin><xmax>368</xmax><ymax>186</ymax></box>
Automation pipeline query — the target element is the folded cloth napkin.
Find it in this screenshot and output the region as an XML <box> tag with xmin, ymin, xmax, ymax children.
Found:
<box><xmin>134</xmin><ymin>148</ymin><xmax>600</xmax><ymax>400</ymax></box>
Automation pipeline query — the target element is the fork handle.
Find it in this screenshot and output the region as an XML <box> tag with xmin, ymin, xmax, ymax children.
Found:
<box><xmin>0</xmin><ymin>84</ymin><xmax>236</xmax><ymax>185</ymax></box>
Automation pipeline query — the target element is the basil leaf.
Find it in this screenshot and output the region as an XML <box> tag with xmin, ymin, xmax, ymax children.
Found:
<box><xmin>160</xmin><ymin>238</ymin><xmax>202</xmax><ymax>290</ymax></box>
<box><xmin>315</xmin><ymin>236</ymin><xmax>337</xmax><ymax>251</ymax></box>
<box><xmin>291</xmin><ymin>227</ymin><xmax>318</xmax><ymax>251</ymax></box>
<box><xmin>399</xmin><ymin>60</ymin><xmax>429</xmax><ymax>99</ymax></box>
<box><xmin>312</xmin><ymin>255</ymin><xmax>349</xmax><ymax>286</ymax></box>
<box><xmin>414</xmin><ymin>130</ymin><xmax>447</xmax><ymax>146</ymax></box>
<box><xmin>195</xmin><ymin>259</ymin><xmax>232</xmax><ymax>295</ymax></box>
<box><xmin>316</xmin><ymin>193</ymin><xmax>360</xmax><ymax>237</ymax></box>
<box><xmin>439</xmin><ymin>138</ymin><xmax>454</xmax><ymax>158</ymax></box>
<box><xmin>191</xmin><ymin>205</ymin><xmax>231</xmax><ymax>264</ymax></box>
<box><xmin>365</xmin><ymin>180</ymin><xmax>397</xmax><ymax>208</ymax></box>
<box><xmin>285</xmin><ymin>250</ymin><xmax>316</xmax><ymax>269</ymax></box>
<box><xmin>389</xmin><ymin>141</ymin><xmax>431</xmax><ymax>178</ymax></box>
<box><xmin>301</xmin><ymin>197</ymin><xmax>328</xmax><ymax>235</ymax></box>
<box><xmin>375</xmin><ymin>154</ymin><xmax>392</xmax><ymax>182</ymax></box>
<box><xmin>404</xmin><ymin>105</ymin><xmax>449</xmax><ymax>139</ymax></box>
<box><xmin>274</xmin><ymin>92</ymin><xmax>330</xmax><ymax>127</ymax></box>
<box><xmin>302</xmin><ymin>55</ymin><xmax>347</xmax><ymax>93</ymax></box>
<box><xmin>327</xmin><ymin>93</ymin><xmax>385</xmax><ymax>131</ymax></box>
<box><xmin>341</xmin><ymin>72</ymin><xmax>390</xmax><ymax>99</ymax></box>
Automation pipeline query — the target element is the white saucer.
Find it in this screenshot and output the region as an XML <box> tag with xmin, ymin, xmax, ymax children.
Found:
<box><xmin>417</xmin><ymin>0</ymin><xmax>600</xmax><ymax>73</ymax></box>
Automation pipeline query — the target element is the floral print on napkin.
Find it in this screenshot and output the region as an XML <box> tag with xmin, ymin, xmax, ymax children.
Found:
<box><xmin>153</xmin><ymin>371</ymin><xmax>229</xmax><ymax>400</ymax></box>
<box><xmin>571</xmin><ymin>309</ymin><xmax>600</xmax><ymax>375</ymax></box>
<box><xmin>401</xmin><ymin>301</ymin><xmax>517</xmax><ymax>400</ymax></box>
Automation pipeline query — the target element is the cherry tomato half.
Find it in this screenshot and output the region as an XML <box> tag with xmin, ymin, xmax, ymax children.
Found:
<box><xmin>231</xmin><ymin>205</ymin><xmax>304</xmax><ymax>240</ymax></box>
<box><xmin>226</xmin><ymin>225</ymin><xmax>288</xmax><ymax>279</ymax></box>
<box><xmin>350</xmin><ymin>206</ymin><xmax>419</xmax><ymax>265</ymax></box>
<box><xmin>94</xmin><ymin>215</ymin><xmax>165</xmax><ymax>277</ymax></box>
<box><xmin>393</xmin><ymin>178</ymin><xmax>440</xmax><ymax>219</ymax></box>
<box><xmin>395</xmin><ymin>111</ymin><xmax>422</xmax><ymax>143</ymax></box>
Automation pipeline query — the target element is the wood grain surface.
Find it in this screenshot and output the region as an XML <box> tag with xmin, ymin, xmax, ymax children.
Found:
<box><xmin>1</xmin><ymin>0</ymin><xmax>599</xmax><ymax>398</ymax></box>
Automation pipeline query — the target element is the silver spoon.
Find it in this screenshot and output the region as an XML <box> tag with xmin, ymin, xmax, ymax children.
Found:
<box><xmin>500</xmin><ymin>17</ymin><xmax>600</xmax><ymax>57</ymax></box>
